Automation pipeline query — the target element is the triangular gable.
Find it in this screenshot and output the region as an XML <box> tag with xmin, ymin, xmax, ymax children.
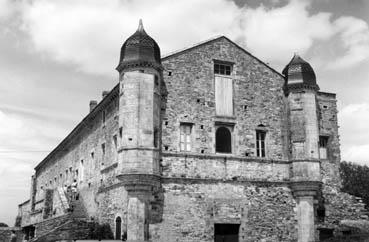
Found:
<box><xmin>162</xmin><ymin>36</ymin><xmax>285</xmax><ymax>79</ymax></box>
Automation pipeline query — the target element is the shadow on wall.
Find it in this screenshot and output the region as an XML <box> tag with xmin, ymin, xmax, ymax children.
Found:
<box><xmin>322</xmin><ymin>234</ymin><xmax>369</xmax><ymax>242</ymax></box>
<box><xmin>88</xmin><ymin>223</ymin><xmax>114</xmax><ymax>240</ymax></box>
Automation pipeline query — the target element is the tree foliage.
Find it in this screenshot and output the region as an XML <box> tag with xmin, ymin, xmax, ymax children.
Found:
<box><xmin>0</xmin><ymin>222</ymin><xmax>8</xmax><ymax>227</ymax></box>
<box><xmin>340</xmin><ymin>161</ymin><xmax>369</xmax><ymax>208</ymax></box>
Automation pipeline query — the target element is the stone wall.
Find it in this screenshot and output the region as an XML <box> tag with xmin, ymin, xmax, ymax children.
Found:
<box><xmin>150</xmin><ymin>183</ymin><xmax>297</xmax><ymax>242</ymax></box>
<box><xmin>161</xmin><ymin>37</ymin><xmax>288</xmax><ymax>160</ymax></box>
<box><xmin>30</xmin><ymin>86</ymin><xmax>120</xmax><ymax>225</ymax></box>
<box><xmin>96</xmin><ymin>185</ymin><xmax>128</xmax><ymax>238</ymax></box>
<box><xmin>317</xmin><ymin>92</ymin><xmax>341</xmax><ymax>187</ymax></box>
<box><xmin>162</xmin><ymin>153</ymin><xmax>290</xmax><ymax>182</ymax></box>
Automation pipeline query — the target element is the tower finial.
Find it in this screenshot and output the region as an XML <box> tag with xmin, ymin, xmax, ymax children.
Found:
<box><xmin>138</xmin><ymin>19</ymin><xmax>144</xmax><ymax>32</ymax></box>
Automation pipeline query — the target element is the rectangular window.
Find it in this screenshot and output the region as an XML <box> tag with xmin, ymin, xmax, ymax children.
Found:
<box><xmin>180</xmin><ymin>123</ymin><xmax>192</xmax><ymax>152</ymax></box>
<box><xmin>101</xmin><ymin>143</ymin><xmax>106</xmax><ymax>155</ymax></box>
<box><xmin>113</xmin><ymin>135</ymin><xmax>118</xmax><ymax>149</ymax></box>
<box><xmin>214</xmin><ymin>223</ymin><xmax>239</xmax><ymax>242</ymax></box>
<box><xmin>80</xmin><ymin>160</ymin><xmax>84</xmax><ymax>182</ymax></box>
<box><xmin>319</xmin><ymin>136</ymin><xmax>329</xmax><ymax>159</ymax></box>
<box><xmin>102</xmin><ymin>110</ymin><xmax>106</xmax><ymax>124</ymax></box>
<box><xmin>214</xmin><ymin>63</ymin><xmax>232</xmax><ymax>75</ymax></box>
<box><xmin>215</xmin><ymin>76</ymin><xmax>233</xmax><ymax>116</ymax></box>
<box><xmin>256</xmin><ymin>130</ymin><xmax>266</xmax><ymax>157</ymax></box>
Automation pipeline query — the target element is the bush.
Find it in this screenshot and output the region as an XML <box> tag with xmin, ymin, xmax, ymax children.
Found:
<box><xmin>0</xmin><ymin>222</ymin><xmax>8</xmax><ymax>227</ymax></box>
<box><xmin>340</xmin><ymin>161</ymin><xmax>369</xmax><ymax>209</ymax></box>
<box><xmin>88</xmin><ymin>222</ymin><xmax>114</xmax><ymax>240</ymax></box>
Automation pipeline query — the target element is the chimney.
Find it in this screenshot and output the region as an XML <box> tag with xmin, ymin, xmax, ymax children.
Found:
<box><xmin>89</xmin><ymin>100</ymin><xmax>97</xmax><ymax>112</ymax></box>
<box><xmin>102</xmin><ymin>91</ymin><xmax>109</xmax><ymax>99</ymax></box>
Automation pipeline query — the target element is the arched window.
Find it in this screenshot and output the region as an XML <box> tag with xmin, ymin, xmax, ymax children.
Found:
<box><xmin>115</xmin><ymin>216</ymin><xmax>122</xmax><ymax>240</ymax></box>
<box><xmin>216</xmin><ymin>127</ymin><xmax>232</xmax><ymax>153</ymax></box>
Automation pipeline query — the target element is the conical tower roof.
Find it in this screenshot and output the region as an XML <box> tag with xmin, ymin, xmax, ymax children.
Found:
<box><xmin>116</xmin><ymin>20</ymin><xmax>162</xmax><ymax>72</ymax></box>
<box><xmin>282</xmin><ymin>54</ymin><xmax>319</xmax><ymax>91</ymax></box>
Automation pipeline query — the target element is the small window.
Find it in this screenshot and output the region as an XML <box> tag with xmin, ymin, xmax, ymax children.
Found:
<box><xmin>180</xmin><ymin>123</ymin><xmax>192</xmax><ymax>152</ymax></box>
<box><xmin>214</xmin><ymin>223</ymin><xmax>239</xmax><ymax>242</ymax></box>
<box><xmin>214</xmin><ymin>63</ymin><xmax>232</xmax><ymax>75</ymax></box>
<box><xmin>319</xmin><ymin>136</ymin><xmax>329</xmax><ymax>159</ymax></box>
<box><xmin>119</xmin><ymin>127</ymin><xmax>123</xmax><ymax>138</ymax></box>
<box><xmin>113</xmin><ymin>135</ymin><xmax>118</xmax><ymax>149</ymax></box>
<box><xmin>154</xmin><ymin>129</ymin><xmax>159</xmax><ymax>148</ymax></box>
<box><xmin>256</xmin><ymin>130</ymin><xmax>266</xmax><ymax>157</ymax></box>
<box><xmin>101</xmin><ymin>143</ymin><xmax>106</xmax><ymax>155</ymax></box>
<box><xmin>91</xmin><ymin>151</ymin><xmax>95</xmax><ymax>159</ymax></box>
<box><xmin>102</xmin><ymin>110</ymin><xmax>106</xmax><ymax>124</ymax></box>
<box><xmin>216</xmin><ymin>127</ymin><xmax>232</xmax><ymax>153</ymax></box>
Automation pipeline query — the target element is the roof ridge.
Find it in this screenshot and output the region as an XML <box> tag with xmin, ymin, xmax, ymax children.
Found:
<box><xmin>162</xmin><ymin>35</ymin><xmax>223</xmax><ymax>59</ymax></box>
<box><xmin>161</xmin><ymin>35</ymin><xmax>284</xmax><ymax>78</ymax></box>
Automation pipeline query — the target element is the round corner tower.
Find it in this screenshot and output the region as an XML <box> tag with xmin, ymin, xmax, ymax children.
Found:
<box><xmin>283</xmin><ymin>54</ymin><xmax>321</xmax><ymax>242</ymax></box>
<box><xmin>116</xmin><ymin>19</ymin><xmax>163</xmax><ymax>241</ymax></box>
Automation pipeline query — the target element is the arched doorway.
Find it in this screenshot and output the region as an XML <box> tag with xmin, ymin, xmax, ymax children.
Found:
<box><xmin>115</xmin><ymin>216</ymin><xmax>122</xmax><ymax>240</ymax></box>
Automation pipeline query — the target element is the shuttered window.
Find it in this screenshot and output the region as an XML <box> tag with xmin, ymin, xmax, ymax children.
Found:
<box><xmin>180</xmin><ymin>123</ymin><xmax>192</xmax><ymax>152</ymax></box>
<box><xmin>215</xmin><ymin>76</ymin><xmax>233</xmax><ymax>116</ymax></box>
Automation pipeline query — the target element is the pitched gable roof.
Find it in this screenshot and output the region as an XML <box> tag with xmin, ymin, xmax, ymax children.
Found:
<box><xmin>162</xmin><ymin>36</ymin><xmax>284</xmax><ymax>78</ymax></box>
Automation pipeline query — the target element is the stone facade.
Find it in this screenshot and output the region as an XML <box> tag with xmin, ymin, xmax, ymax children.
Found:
<box><xmin>17</xmin><ymin>25</ymin><xmax>368</xmax><ymax>242</ymax></box>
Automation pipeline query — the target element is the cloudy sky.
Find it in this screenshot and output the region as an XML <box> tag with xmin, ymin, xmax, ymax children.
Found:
<box><xmin>0</xmin><ymin>0</ymin><xmax>368</xmax><ymax>225</ymax></box>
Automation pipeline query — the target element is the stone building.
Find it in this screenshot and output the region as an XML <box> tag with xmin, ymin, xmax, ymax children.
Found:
<box><xmin>17</xmin><ymin>20</ymin><xmax>368</xmax><ymax>242</ymax></box>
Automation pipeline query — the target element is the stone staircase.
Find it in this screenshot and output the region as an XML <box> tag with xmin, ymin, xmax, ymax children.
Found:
<box><xmin>29</xmin><ymin>188</ymin><xmax>90</xmax><ymax>242</ymax></box>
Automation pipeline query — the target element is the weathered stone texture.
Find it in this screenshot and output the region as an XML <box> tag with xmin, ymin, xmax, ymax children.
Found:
<box><xmin>161</xmin><ymin>38</ymin><xmax>288</xmax><ymax>160</ymax></box>
<box><xmin>17</xmin><ymin>36</ymin><xmax>369</xmax><ymax>242</ymax></box>
<box><xmin>317</xmin><ymin>92</ymin><xmax>341</xmax><ymax>186</ymax></box>
<box><xmin>31</xmin><ymin>89</ymin><xmax>120</xmax><ymax>224</ymax></box>
<box><xmin>161</xmin><ymin>154</ymin><xmax>290</xmax><ymax>182</ymax></box>
<box><xmin>150</xmin><ymin>183</ymin><xmax>297</xmax><ymax>242</ymax></box>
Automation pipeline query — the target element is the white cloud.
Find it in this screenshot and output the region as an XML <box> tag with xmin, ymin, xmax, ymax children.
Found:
<box><xmin>240</xmin><ymin>0</ymin><xmax>335</xmax><ymax>65</ymax></box>
<box><xmin>327</xmin><ymin>16</ymin><xmax>369</xmax><ymax>69</ymax></box>
<box><xmin>4</xmin><ymin>0</ymin><xmax>364</xmax><ymax>74</ymax></box>
<box><xmin>0</xmin><ymin>0</ymin><xmax>15</xmax><ymax>19</ymax></box>
<box><xmin>340</xmin><ymin>103</ymin><xmax>369</xmax><ymax>163</ymax></box>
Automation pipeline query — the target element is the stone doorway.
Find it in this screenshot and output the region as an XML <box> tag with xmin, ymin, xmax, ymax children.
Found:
<box><xmin>115</xmin><ymin>216</ymin><xmax>122</xmax><ymax>240</ymax></box>
<box><xmin>214</xmin><ymin>223</ymin><xmax>240</xmax><ymax>242</ymax></box>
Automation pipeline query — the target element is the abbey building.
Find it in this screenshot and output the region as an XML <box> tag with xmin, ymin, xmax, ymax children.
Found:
<box><xmin>17</xmin><ymin>21</ymin><xmax>368</xmax><ymax>242</ymax></box>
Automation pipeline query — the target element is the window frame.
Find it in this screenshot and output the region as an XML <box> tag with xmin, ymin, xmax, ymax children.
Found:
<box><xmin>255</xmin><ymin>129</ymin><xmax>267</xmax><ymax>158</ymax></box>
<box><xmin>213</xmin><ymin>61</ymin><xmax>233</xmax><ymax>76</ymax></box>
<box><xmin>215</xmin><ymin>125</ymin><xmax>233</xmax><ymax>154</ymax></box>
<box><xmin>179</xmin><ymin>122</ymin><xmax>193</xmax><ymax>152</ymax></box>
<box><xmin>319</xmin><ymin>135</ymin><xmax>329</xmax><ymax>160</ymax></box>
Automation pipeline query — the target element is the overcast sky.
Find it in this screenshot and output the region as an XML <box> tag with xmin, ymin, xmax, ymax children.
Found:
<box><xmin>0</xmin><ymin>0</ymin><xmax>368</xmax><ymax>226</ymax></box>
